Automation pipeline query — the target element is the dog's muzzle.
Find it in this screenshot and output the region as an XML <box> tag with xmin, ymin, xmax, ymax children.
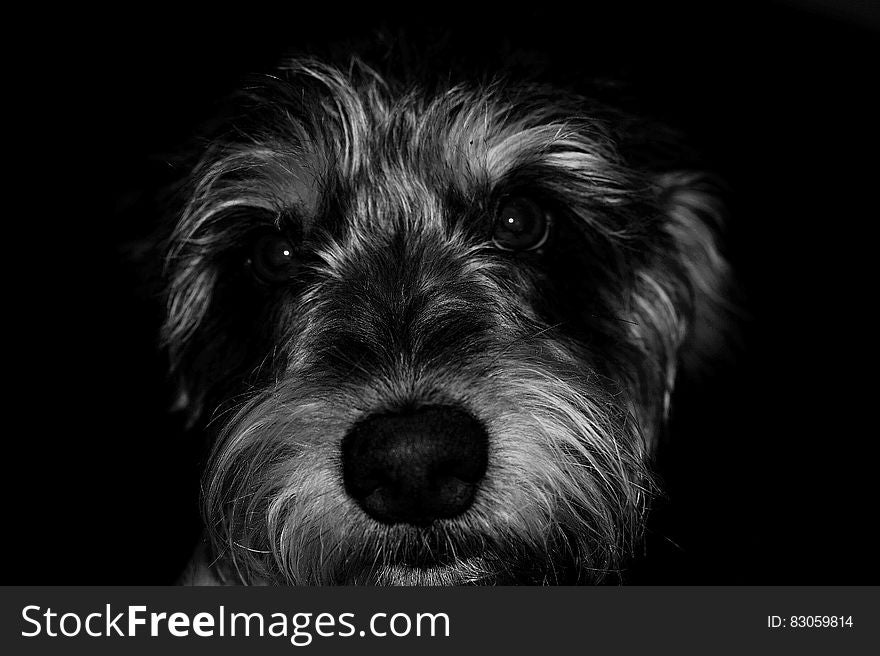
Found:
<box><xmin>342</xmin><ymin>405</ymin><xmax>489</xmax><ymax>526</ymax></box>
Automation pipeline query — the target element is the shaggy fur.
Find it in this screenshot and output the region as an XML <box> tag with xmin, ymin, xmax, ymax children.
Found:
<box><xmin>164</xmin><ymin>56</ymin><xmax>730</xmax><ymax>585</ymax></box>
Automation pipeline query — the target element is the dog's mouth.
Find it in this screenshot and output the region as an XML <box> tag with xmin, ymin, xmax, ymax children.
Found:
<box><xmin>358</xmin><ymin>556</ymin><xmax>547</xmax><ymax>586</ymax></box>
<box><xmin>363</xmin><ymin>554</ymin><xmax>578</xmax><ymax>586</ymax></box>
<box><xmin>338</xmin><ymin>526</ymin><xmax>581</xmax><ymax>585</ymax></box>
<box><xmin>370</xmin><ymin>557</ymin><xmax>495</xmax><ymax>586</ymax></box>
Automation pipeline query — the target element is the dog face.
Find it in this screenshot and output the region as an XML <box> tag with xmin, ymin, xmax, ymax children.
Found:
<box><xmin>163</xmin><ymin>58</ymin><xmax>729</xmax><ymax>584</ymax></box>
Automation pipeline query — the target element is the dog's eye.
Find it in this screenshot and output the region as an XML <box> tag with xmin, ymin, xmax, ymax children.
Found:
<box><xmin>248</xmin><ymin>233</ymin><xmax>299</xmax><ymax>283</ymax></box>
<box><xmin>492</xmin><ymin>197</ymin><xmax>550</xmax><ymax>251</ymax></box>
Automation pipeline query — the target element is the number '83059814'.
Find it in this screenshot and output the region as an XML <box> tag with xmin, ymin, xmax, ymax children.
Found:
<box><xmin>768</xmin><ymin>615</ymin><xmax>854</xmax><ymax>628</ymax></box>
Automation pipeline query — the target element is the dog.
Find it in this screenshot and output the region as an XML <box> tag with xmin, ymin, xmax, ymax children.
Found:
<box><xmin>163</xmin><ymin>51</ymin><xmax>731</xmax><ymax>585</ymax></box>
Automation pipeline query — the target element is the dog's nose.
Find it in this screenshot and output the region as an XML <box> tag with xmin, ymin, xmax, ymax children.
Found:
<box><xmin>342</xmin><ymin>406</ymin><xmax>489</xmax><ymax>526</ymax></box>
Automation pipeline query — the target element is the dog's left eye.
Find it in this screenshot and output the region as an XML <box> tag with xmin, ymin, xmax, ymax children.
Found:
<box><xmin>248</xmin><ymin>233</ymin><xmax>299</xmax><ymax>283</ymax></box>
<box><xmin>492</xmin><ymin>197</ymin><xmax>550</xmax><ymax>251</ymax></box>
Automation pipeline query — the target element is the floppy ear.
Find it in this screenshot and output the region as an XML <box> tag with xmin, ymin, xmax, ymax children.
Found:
<box><xmin>656</xmin><ymin>171</ymin><xmax>734</xmax><ymax>375</ymax></box>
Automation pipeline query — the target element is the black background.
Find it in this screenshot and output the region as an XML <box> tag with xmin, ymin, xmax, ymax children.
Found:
<box><xmin>9</xmin><ymin>1</ymin><xmax>877</xmax><ymax>584</ymax></box>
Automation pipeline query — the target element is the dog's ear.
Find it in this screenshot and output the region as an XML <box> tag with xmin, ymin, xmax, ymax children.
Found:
<box><xmin>125</xmin><ymin>231</ymin><xmax>205</xmax><ymax>430</ymax></box>
<box><xmin>655</xmin><ymin>171</ymin><xmax>735</xmax><ymax>376</ymax></box>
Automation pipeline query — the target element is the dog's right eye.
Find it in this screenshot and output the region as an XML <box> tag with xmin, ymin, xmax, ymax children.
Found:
<box><xmin>247</xmin><ymin>233</ymin><xmax>300</xmax><ymax>283</ymax></box>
